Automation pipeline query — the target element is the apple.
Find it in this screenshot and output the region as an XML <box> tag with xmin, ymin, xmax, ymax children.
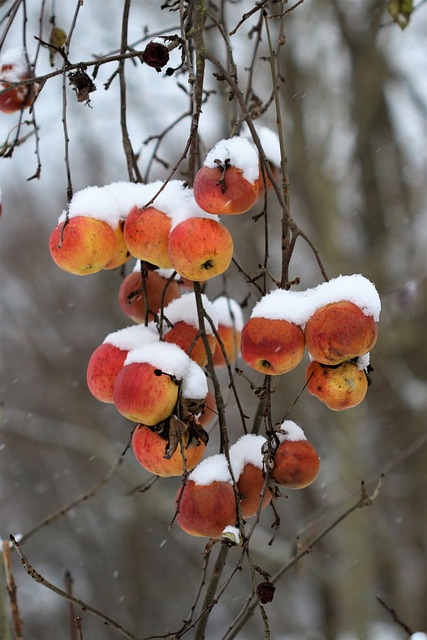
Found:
<box><xmin>240</xmin><ymin>316</ymin><xmax>305</xmax><ymax>375</ymax></box>
<box><xmin>193</xmin><ymin>137</ymin><xmax>260</xmax><ymax>215</ymax></box>
<box><xmin>270</xmin><ymin>421</ymin><xmax>320</xmax><ymax>489</ymax></box>
<box><xmin>0</xmin><ymin>48</ymin><xmax>38</xmax><ymax>114</ymax></box>
<box><xmin>193</xmin><ymin>165</ymin><xmax>259</xmax><ymax>215</ymax></box>
<box><xmin>49</xmin><ymin>215</ymin><xmax>117</xmax><ymax>275</ymax></box>
<box><xmin>86</xmin><ymin>325</ymin><xmax>158</xmax><ymax>404</ymax></box>
<box><xmin>304</xmin><ymin>300</ymin><xmax>378</xmax><ymax>365</ymax></box>
<box><xmin>306</xmin><ymin>358</ymin><xmax>369</xmax><ymax>411</ymax></box>
<box><xmin>176</xmin><ymin>454</ymin><xmax>237</xmax><ymax>538</ymax></box>
<box><xmin>118</xmin><ymin>267</ymin><xmax>180</xmax><ymax>323</ymax></box>
<box><xmin>211</xmin><ymin>296</ymin><xmax>244</xmax><ymax>367</ymax></box>
<box><xmin>113</xmin><ymin>342</ymin><xmax>192</xmax><ymax>425</ymax></box>
<box><xmin>168</xmin><ymin>216</ymin><xmax>233</xmax><ymax>282</ymax></box>
<box><xmin>132</xmin><ymin>421</ymin><xmax>206</xmax><ymax>477</ymax></box>
<box><xmin>163</xmin><ymin>321</ymin><xmax>216</xmax><ymax>367</ymax></box>
<box><xmin>123</xmin><ymin>205</ymin><xmax>172</xmax><ymax>268</ymax></box>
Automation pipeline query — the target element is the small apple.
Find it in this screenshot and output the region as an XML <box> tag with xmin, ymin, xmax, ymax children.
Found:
<box><xmin>193</xmin><ymin>137</ymin><xmax>260</xmax><ymax>215</ymax></box>
<box><xmin>176</xmin><ymin>454</ymin><xmax>237</xmax><ymax>538</ymax></box>
<box><xmin>306</xmin><ymin>358</ymin><xmax>369</xmax><ymax>411</ymax></box>
<box><xmin>132</xmin><ymin>420</ymin><xmax>207</xmax><ymax>477</ymax></box>
<box><xmin>168</xmin><ymin>216</ymin><xmax>233</xmax><ymax>282</ymax></box>
<box><xmin>118</xmin><ymin>266</ymin><xmax>180</xmax><ymax>323</ymax></box>
<box><xmin>270</xmin><ymin>421</ymin><xmax>320</xmax><ymax>489</ymax></box>
<box><xmin>305</xmin><ymin>300</ymin><xmax>378</xmax><ymax>365</ymax></box>
<box><xmin>49</xmin><ymin>215</ymin><xmax>117</xmax><ymax>275</ymax></box>
<box><xmin>241</xmin><ymin>316</ymin><xmax>305</xmax><ymax>375</ymax></box>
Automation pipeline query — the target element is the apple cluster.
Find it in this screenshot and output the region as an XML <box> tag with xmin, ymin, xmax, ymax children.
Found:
<box><xmin>240</xmin><ymin>275</ymin><xmax>381</xmax><ymax>411</ymax></box>
<box><xmin>48</xmin><ymin>135</ymin><xmax>380</xmax><ymax>540</ymax></box>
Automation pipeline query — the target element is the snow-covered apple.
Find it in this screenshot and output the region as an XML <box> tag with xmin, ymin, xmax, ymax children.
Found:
<box><xmin>211</xmin><ymin>296</ymin><xmax>244</xmax><ymax>367</ymax></box>
<box><xmin>0</xmin><ymin>47</ymin><xmax>38</xmax><ymax>114</ymax></box>
<box><xmin>230</xmin><ymin>434</ymin><xmax>271</xmax><ymax>518</ymax></box>
<box><xmin>119</xmin><ymin>264</ymin><xmax>180</xmax><ymax>323</ymax></box>
<box><xmin>270</xmin><ymin>421</ymin><xmax>320</xmax><ymax>489</ymax></box>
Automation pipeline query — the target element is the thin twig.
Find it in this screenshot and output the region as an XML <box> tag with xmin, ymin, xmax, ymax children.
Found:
<box><xmin>11</xmin><ymin>536</ymin><xmax>140</xmax><ymax>640</ymax></box>
<box><xmin>2</xmin><ymin>541</ymin><xmax>24</xmax><ymax>640</ymax></box>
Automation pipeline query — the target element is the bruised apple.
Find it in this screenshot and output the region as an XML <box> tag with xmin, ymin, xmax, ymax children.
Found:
<box><xmin>118</xmin><ymin>267</ymin><xmax>180</xmax><ymax>323</ymax></box>
<box><xmin>270</xmin><ymin>421</ymin><xmax>320</xmax><ymax>489</ymax></box>
<box><xmin>306</xmin><ymin>359</ymin><xmax>369</xmax><ymax>411</ymax></box>
<box><xmin>168</xmin><ymin>217</ymin><xmax>233</xmax><ymax>282</ymax></box>
<box><xmin>304</xmin><ymin>300</ymin><xmax>377</xmax><ymax>365</ymax></box>
<box><xmin>241</xmin><ymin>316</ymin><xmax>305</xmax><ymax>375</ymax></box>
<box><xmin>176</xmin><ymin>454</ymin><xmax>237</xmax><ymax>538</ymax></box>
<box><xmin>132</xmin><ymin>421</ymin><xmax>207</xmax><ymax>477</ymax></box>
<box><xmin>49</xmin><ymin>215</ymin><xmax>117</xmax><ymax>275</ymax></box>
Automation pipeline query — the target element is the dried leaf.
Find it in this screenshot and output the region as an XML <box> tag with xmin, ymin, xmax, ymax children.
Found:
<box><xmin>49</xmin><ymin>27</ymin><xmax>67</xmax><ymax>66</ymax></box>
<box><xmin>164</xmin><ymin>415</ymin><xmax>188</xmax><ymax>459</ymax></box>
<box><xmin>388</xmin><ymin>0</ymin><xmax>413</xmax><ymax>29</ymax></box>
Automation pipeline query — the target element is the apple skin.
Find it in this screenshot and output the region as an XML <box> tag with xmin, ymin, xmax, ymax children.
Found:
<box><xmin>304</xmin><ymin>301</ymin><xmax>377</xmax><ymax>365</ymax></box>
<box><xmin>123</xmin><ymin>206</ymin><xmax>172</xmax><ymax>268</ymax></box>
<box><xmin>212</xmin><ymin>325</ymin><xmax>241</xmax><ymax>367</ymax></box>
<box><xmin>237</xmin><ymin>463</ymin><xmax>271</xmax><ymax>518</ymax></box>
<box><xmin>132</xmin><ymin>423</ymin><xmax>206</xmax><ymax>477</ymax></box>
<box><xmin>168</xmin><ymin>217</ymin><xmax>233</xmax><ymax>282</ymax></box>
<box><xmin>86</xmin><ymin>343</ymin><xmax>128</xmax><ymax>404</ymax></box>
<box><xmin>119</xmin><ymin>270</ymin><xmax>180</xmax><ymax>323</ymax></box>
<box><xmin>163</xmin><ymin>321</ymin><xmax>216</xmax><ymax>367</ymax></box>
<box><xmin>49</xmin><ymin>215</ymin><xmax>117</xmax><ymax>275</ymax></box>
<box><xmin>197</xmin><ymin>390</ymin><xmax>216</xmax><ymax>428</ymax></box>
<box><xmin>113</xmin><ymin>362</ymin><xmax>179</xmax><ymax>425</ymax></box>
<box><xmin>193</xmin><ymin>165</ymin><xmax>259</xmax><ymax>215</ymax></box>
<box><xmin>240</xmin><ymin>316</ymin><xmax>306</xmax><ymax>375</ymax></box>
<box><xmin>270</xmin><ymin>439</ymin><xmax>320</xmax><ymax>489</ymax></box>
<box><xmin>104</xmin><ymin>221</ymin><xmax>131</xmax><ymax>270</ymax></box>
<box><xmin>306</xmin><ymin>360</ymin><xmax>368</xmax><ymax>411</ymax></box>
<box><xmin>176</xmin><ymin>480</ymin><xmax>237</xmax><ymax>538</ymax></box>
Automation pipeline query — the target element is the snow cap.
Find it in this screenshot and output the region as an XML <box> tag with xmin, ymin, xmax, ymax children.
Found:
<box><xmin>229</xmin><ymin>434</ymin><xmax>266</xmax><ymax>479</ymax></box>
<box><xmin>204</xmin><ymin>137</ymin><xmax>260</xmax><ymax>185</ymax></box>
<box><xmin>251</xmin><ymin>275</ymin><xmax>381</xmax><ymax>325</ymax></box>
<box><xmin>62</xmin><ymin>185</ymin><xmax>122</xmax><ymax>229</ymax></box>
<box><xmin>103</xmin><ymin>324</ymin><xmax>159</xmax><ymax>351</ymax></box>
<box><xmin>277</xmin><ymin>420</ymin><xmax>307</xmax><ymax>442</ymax></box>
<box><xmin>189</xmin><ymin>453</ymin><xmax>232</xmax><ymax>485</ymax></box>
<box><xmin>212</xmin><ymin>296</ymin><xmax>244</xmax><ymax>331</ymax></box>
<box><xmin>181</xmin><ymin>359</ymin><xmax>208</xmax><ymax>399</ymax></box>
<box><xmin>163</xmin><ymin>292</ymin><xmax>219</xmax><ymax>334</ymax></box>
<box><xmin>124</xmin><ymin>341</ymin><xmax>191</xmax><ymax>379</ymax></box>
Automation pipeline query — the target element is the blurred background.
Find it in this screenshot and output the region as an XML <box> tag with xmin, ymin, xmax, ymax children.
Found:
<box><xmin>1</xmin><ymin>1</ymin><xmax>427</xmax><ymax>639</ymax></box>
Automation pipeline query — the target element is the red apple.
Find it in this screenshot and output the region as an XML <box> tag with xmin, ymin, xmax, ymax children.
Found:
<box><xmin>305</xmin><ymin>300</ymin><xmax>377</xmax><ymax>365</ymax></box>
<box><xmin>176</xmin><ymin>454</ymin><xmax>237</xmax><ymax>538</ymax></box>
<box><xmin>193</xmin><ymin>165</ymin><xmax>259</xmax><ymax>215</ymax></box>
<box><xmin>270</xmin><ymin>421</ymin><xmax>320</xmax><ymax>489</ymax></box>
<box><xmin>211</xmin><ymin>297</ymin><xmax>244</xmax><ymax>367</ymax></box>
<box><xmin>241</xmin><ymin>316</ymin><xmax>305</xmax><ymax>375</ymax></box>
<box><xmin>0</xmin><ymin>49</ymin><xmax>38</xmax><ymax>114</ymax></box>
<box><xmin>168</xmin><ymin>216</ymin><xmax>233</xmax><ymax>282</ymax></box>
<box><xmin>132</xmin><ymin>421</ymin><xmax>207</xmax><ymax>477</ymax></box>
<box><xmin>103</xmin><ymin>221</ymin><xmax>131</xmax><ymax>270</ymax></box>
<box><xmin>230</xmin><ymin>434</ymin><xmax>271</xmax><ymax>518</ymax></box>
